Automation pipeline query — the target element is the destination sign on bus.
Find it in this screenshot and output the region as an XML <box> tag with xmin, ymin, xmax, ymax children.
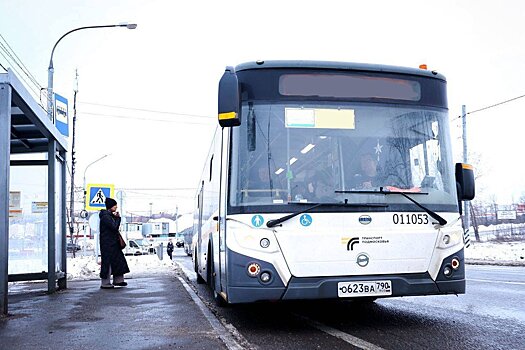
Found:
<box><xmin>279</xmin><ymin>74</ymin><xmax>421</xmax><ymax>101</ymax></box>
<box><xmin>285</xmin><ymin>107</ymin><xmax>355</xmax><ymax>129</ymax></box>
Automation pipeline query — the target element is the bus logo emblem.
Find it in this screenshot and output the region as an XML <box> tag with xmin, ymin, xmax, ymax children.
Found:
<box><xmin>356</xmin><ymin>253</ymin><xmax>370</xmax><ymax>267</ymax></box>
<box><xmin>346</xmin><ymin>237</ymin><xmax>360</xmax><ymax>251</ymax></box>
<box><xmin>359</xmin><ymin>215</ymin><xmax>372</xmax><ymax>225</ymax></box>
<box><xmin>251</xmin><ymin>215</ymin><xmax>264</xmax><ymax>227</ymax></box>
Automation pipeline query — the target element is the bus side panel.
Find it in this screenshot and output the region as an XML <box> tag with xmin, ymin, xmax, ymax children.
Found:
<box><xmin>194</xmin><ymin>127</ymin><xmax>221</xmax><ymax>283</ymax></box>
<box><xmin>218</xmin><ymin>127</ymin><xmax>229</xmax><ymax>295</ymax></box>
<box><xmin>210</xmin><ymin>126</ymin><xmax>223</xmax><ymax>292</ymax></box>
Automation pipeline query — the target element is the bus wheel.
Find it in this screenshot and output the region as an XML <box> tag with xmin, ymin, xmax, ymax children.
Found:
<box><xmin>207</xmin><ymin>246</ymin><xmax>227</xmax><ymax>307</ymax></box>
<box><xmin>195</xmin><ymin>251</ymin><xmax>205</xmax><ymax>284</ymax></box>
<box><xmin>213</xmin><ymin>288</ymin><xmax>227</xmax><ymax>307</ymax></box>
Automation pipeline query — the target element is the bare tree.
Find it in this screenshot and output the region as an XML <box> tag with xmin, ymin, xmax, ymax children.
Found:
<box><xmin>466</xmin><ymin>151</ymin><xmax>485</xmax><ymax>241</ymax></box>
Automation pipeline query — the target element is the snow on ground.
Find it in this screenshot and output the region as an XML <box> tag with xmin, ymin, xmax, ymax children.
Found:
<box><xmin>67</xmin><ymin>254</ymin><xmax>175</xmax><ymax>281</ymax></box>
<box><xmin>64</xmin><ymin>243</ymin><xmax>525</xmax><ymax>282</ymax></box>
<box><xmin>464</xmin><ymin>223</ymin><xmax>525</xmax><ymax>264</ymax></box>
<box><xmin>465</xmin><ymin>241</ymin><xmax>525</xmax><ymax>263</ymax></box>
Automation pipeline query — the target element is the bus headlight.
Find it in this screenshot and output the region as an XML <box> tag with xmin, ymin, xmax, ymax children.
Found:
<box><xmin>260</xmin><ymin>238</ymin><xmax>270</xmax><ymax>248</ymax></box>
<box><xmin>247</xmin><ymin>263</ymin><xmax>261</xmax><ymax>277</ymax></box>
<box><xmin>260</xmin><ymin>271</ymin><xmax>271</xmax><ymax>283</ymax></box>
<box><xmin>438</xmin><ymin>230</ymin><xmax>461</xmax><ymax>248</ymax></box>
<box><xmin>451</xmin><ymin>257</ymin><xmax>460</xmax><ymax>270</ymax></box>
<box><xmin>443</xmin><ymin>265</ymin><xmax>453</xmax><ymax>277</ymax></box>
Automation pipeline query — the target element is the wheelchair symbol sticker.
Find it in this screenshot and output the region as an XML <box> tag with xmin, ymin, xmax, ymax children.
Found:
<box><xmin>300</xmin><ymin>214</ymin><xmax>312</xmax><ymax>226</ymax></box>
<box><xmin>252</xmin><ymin>215</ymin><xmax>264</xmax><ymax>227</ymax></box>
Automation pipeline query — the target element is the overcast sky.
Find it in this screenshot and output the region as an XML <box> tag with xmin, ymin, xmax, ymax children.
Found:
<box><xmin>1</xmin><ymin>0</ymin><xmax>524</xmax><ymax>214</ymax></box>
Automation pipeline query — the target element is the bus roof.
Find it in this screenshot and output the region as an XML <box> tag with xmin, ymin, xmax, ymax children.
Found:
<box><xmin>234</xmin><ymin>60</ymin><xmax>446</xmax><ymax>81</ymax></box>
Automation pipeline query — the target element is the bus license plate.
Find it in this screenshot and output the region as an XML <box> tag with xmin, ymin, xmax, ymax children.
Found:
<box><xmin>337</xmin><ymin>280</ymin><xmax>392</xmax><ymax>298</ymax></box>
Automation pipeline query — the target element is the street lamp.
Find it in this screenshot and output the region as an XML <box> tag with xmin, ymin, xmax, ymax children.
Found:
<box><xmin>83</xmin><ymin>154</ymin><xmax>110</xmax><ymax>211</ymax></box>
<box><xmin>47</xmin><ymin>22</ymin><xmax>137</xmax><ymax>121</ymax></box>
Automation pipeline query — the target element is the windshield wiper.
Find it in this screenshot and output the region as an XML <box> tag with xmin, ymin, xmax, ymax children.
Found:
<box><xmin>336</xmin><ymin>188</ymin><xmax>447</xmax><ymax>225</ymax></box>
<box><xmin>266</xmin><ymin>202</ymin><xmax>388</xmax><ymax>228</ymax></box>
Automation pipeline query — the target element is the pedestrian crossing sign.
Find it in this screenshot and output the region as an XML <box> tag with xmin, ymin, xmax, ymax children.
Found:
<box><xmin>85</xmin><ymin>184</ymin><xmax>115</xmax><ymax>211</ymax></box>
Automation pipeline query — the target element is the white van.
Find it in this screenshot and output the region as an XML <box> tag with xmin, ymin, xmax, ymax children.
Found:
<box><xmin>124</xmin><ymin>239</ymin><xmax>148</xmax><ymax>256</ymax></box>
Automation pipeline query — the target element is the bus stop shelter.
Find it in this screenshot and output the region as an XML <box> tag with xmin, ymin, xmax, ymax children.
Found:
<box><xmin>0</xmin><ymin>69</ymin><xmax>68</xmax><ymax>315</ymax></box>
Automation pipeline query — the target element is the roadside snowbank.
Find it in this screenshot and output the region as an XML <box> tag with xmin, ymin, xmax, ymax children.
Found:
<box><xmin>465</xmin><ymin>241</ymin><xmax>525</xmax><ymax>264</ymax></box>
<box><xmin>67</xmin><ymin>254</ymin><xmax>175</xmax><ymax>281</ymax></box>
<box><xmin>64</xmin><ymin>241</ymin><xmax>525</xmax><ymax>282</ymax></box>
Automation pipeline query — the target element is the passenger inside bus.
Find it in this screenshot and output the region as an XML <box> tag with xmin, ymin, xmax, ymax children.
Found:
<box><xmin>291</xmin><ymin>182</ymin><xmax>308</xmax><ymax>201</ymax></box>
<box><xmin>305</xmin><ymin>171</ymin><xmax>335</xmax><ymax>202</ymax></box>
<box><xmin>245</xmin><ymin>165</ymin><xmax>272</xmax><ymax>197</ymax></box>
<box><xmin>244</xmin><ymin>164</ymin><xmax>287</xmax><ymax>202</ymax></box>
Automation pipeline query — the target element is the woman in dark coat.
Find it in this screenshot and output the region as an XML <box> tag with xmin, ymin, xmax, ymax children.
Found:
<box><xmin>100</xmin><ymin>197</ymin><xmax>130</xmax><ymax>288</ymax></box>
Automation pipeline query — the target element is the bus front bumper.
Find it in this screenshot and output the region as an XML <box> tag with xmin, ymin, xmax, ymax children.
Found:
<box><xmin>226</xmin><ymin>250</ymin><xmax>465</xmax><ymax>303</ymax></box>
<box><xmin>282</xmin><ymin>273</ymin><xmax>464</xmax><ymax>300</ymax></box>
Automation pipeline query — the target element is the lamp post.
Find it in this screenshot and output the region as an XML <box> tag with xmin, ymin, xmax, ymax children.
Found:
<box><xmin>84</xmin><ymin>154</ymin><xmax>109</xmax><ymax>259</ymax></box>
<box><xmin>47</xmin><ymin>22</ymin><xmax>137</xmax><ymax>121</ymax></box>
<box><xmin>83</xmin><ymin>154</ymin><xmax>110</xmax><ymax>211</ymax></box>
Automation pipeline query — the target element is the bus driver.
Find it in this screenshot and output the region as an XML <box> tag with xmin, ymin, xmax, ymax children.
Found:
<box><xmin>353</xmin><ymin>153</ymin><xmax>383</xmax><ymax>189</ymax></box>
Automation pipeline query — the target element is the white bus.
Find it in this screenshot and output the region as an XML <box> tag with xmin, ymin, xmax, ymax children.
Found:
<box><xmin>193</xmin><ymin>61</ymin><xmax>475</xmax><ymax>305</ymax></box>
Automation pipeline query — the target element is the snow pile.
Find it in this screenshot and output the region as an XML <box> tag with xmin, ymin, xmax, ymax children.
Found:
<box><xmin>465</xmin><ymin>241</ymin><xmax>525</xmax><ymax>263</ymax></box>
<box><xmin>67</xmin><ymin>254</ymin><xmax>175</xmax><ymax>281</ymax></box>
<box><xmin>67</xmin><ymin>256</ymin><xmax>100</xmax><ymax>280</ymax></box>
<box><xmin>65</xmin><ymin>241</ymin><xmax>525</xmax><ymax>281</ymax></box>
<box><xmin>470</xmin><ymin>223</ymin><xmax>525</xmax><ymax>242</ymax></box>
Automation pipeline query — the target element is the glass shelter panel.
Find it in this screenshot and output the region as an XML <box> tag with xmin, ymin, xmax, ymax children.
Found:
<box><xmin>8</xmin><ymin>165</ymin><xmax>48</xmax><ymax>274</ymax></box>
<box><xmin>55</xmin><ymin>158</ymin><xmax>63</xmax><ymax>272</ymax></box>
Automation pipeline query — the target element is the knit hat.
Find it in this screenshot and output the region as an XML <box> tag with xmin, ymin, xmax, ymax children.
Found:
<box><xmin>105</xmin><ymin>197</ymin><xmax>117</xmax><ymax>210</ymax></box>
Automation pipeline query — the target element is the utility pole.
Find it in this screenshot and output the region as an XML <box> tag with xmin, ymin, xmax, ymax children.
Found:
<box><xmin>69</xmin><ymin>70</ymin><xmax>78</xmax><ymax>255</ymax></box>
<box><xmin>175</xmin><ymin>205</ymin><xmax>179</xmax><ymax>236</ymax></box>
<box><xmin>117</xmin><ymin>190</ymin><xmax>126</xmax><ymax>241</ymax></box>
<box><xmin>462</xmin><ymin>104</ymin><xmax>470</xmax><ymax>233</ymax></box>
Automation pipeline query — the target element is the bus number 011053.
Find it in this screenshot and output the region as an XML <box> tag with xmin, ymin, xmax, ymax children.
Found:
<box><xmin>392</xmin><ymin>213</ymin><xmax>429</xmax><ymax>224</ymax></box>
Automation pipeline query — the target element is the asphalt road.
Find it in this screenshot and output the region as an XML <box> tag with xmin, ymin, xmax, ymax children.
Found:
<box><xmin>173</xmin><ymin>248</ymin><xmax>525</xmax><ymax>350</ymax></box>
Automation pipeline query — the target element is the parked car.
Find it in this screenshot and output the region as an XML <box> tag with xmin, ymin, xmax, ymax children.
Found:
<box><xmin>124</xmin><ymin>239</ymin><xmax>149</xmax><ymax>256</ymax></box>
<box><xmin>66</xmin><ymin>242</ymin><xmax>81</xmax><ymax>252</ymax></box>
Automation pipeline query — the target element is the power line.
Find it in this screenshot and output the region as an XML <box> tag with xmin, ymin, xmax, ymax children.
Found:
<box><xmin>0</xmin><ymin>49</ymin><xmax>41</xmax><ymax>97</ymax></box>
<box><xmin>79</xmin><ymin>101</ymin><xmax>213</xmax><ymax>119</ymax></box>
<box><xmin>117</xmin><ymin>187</ymin><xmax>196</xmax><ymax>191</ymax></box>
<box><xmin>0</xmin><ymin>35</ymin><xmax>42</xmax><ymax>90</ymax></box>
<box><xmin>455</xmin><ymin>93</ymin><xmax>525</xmax><ymax>119</ymax></box>
<box><xmin>122</xmin><ymin>190</ymin><xmax>194</xmax><ymax>199</ymax></box>
<box><xmin>78</xmin><ymin>111</ymin><xmax>214</xmax><ymax>125</ymax></box>
<box><xmin>468</xmin><ymin>94</ymin><xmax>525</xmax><ymax>115</ymax></box>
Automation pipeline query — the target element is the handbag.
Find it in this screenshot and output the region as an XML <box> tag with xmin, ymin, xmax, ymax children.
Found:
<box><xmin>118</xmin><ymin>232</ymin><xmax>126</xmax><ymax>250</ymax></box>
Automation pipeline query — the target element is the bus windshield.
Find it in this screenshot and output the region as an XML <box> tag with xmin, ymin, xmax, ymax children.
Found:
<box><xmin>229</xmin><ymin>101</ymin><xmax>457</xmax><ymax>211</ymax></box>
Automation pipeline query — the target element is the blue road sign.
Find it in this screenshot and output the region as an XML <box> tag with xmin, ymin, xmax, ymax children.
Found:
<box><xmin>85</xmin><ymin>184</ymin><xmax>114</xmax><ymax>211</ymax></box>
<box><xmin>54</xmin><ymin>93</ymin><xmax>69</xmax><ymax>137</ymax></box>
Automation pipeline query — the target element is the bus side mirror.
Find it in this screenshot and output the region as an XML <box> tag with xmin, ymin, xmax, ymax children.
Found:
<box><xmin>218</xmin><ymin>66</ymin><xmax>241</xmax><ymax>127</ymax></box>
<box><xmin>455</xmin><ymin>163</ymin><xmax>475</xmax><ymax>201</ymax></box>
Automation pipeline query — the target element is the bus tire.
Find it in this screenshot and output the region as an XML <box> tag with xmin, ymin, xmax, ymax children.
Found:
<box><xmin>207</xmin><ymin>244</ymin><xmax>227</xmax><ymax>307</ymax></box>
<box><xmin>195</xmin><ymin>250</ymin><xmax>205</xmax><ymax>284</ymax></box>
